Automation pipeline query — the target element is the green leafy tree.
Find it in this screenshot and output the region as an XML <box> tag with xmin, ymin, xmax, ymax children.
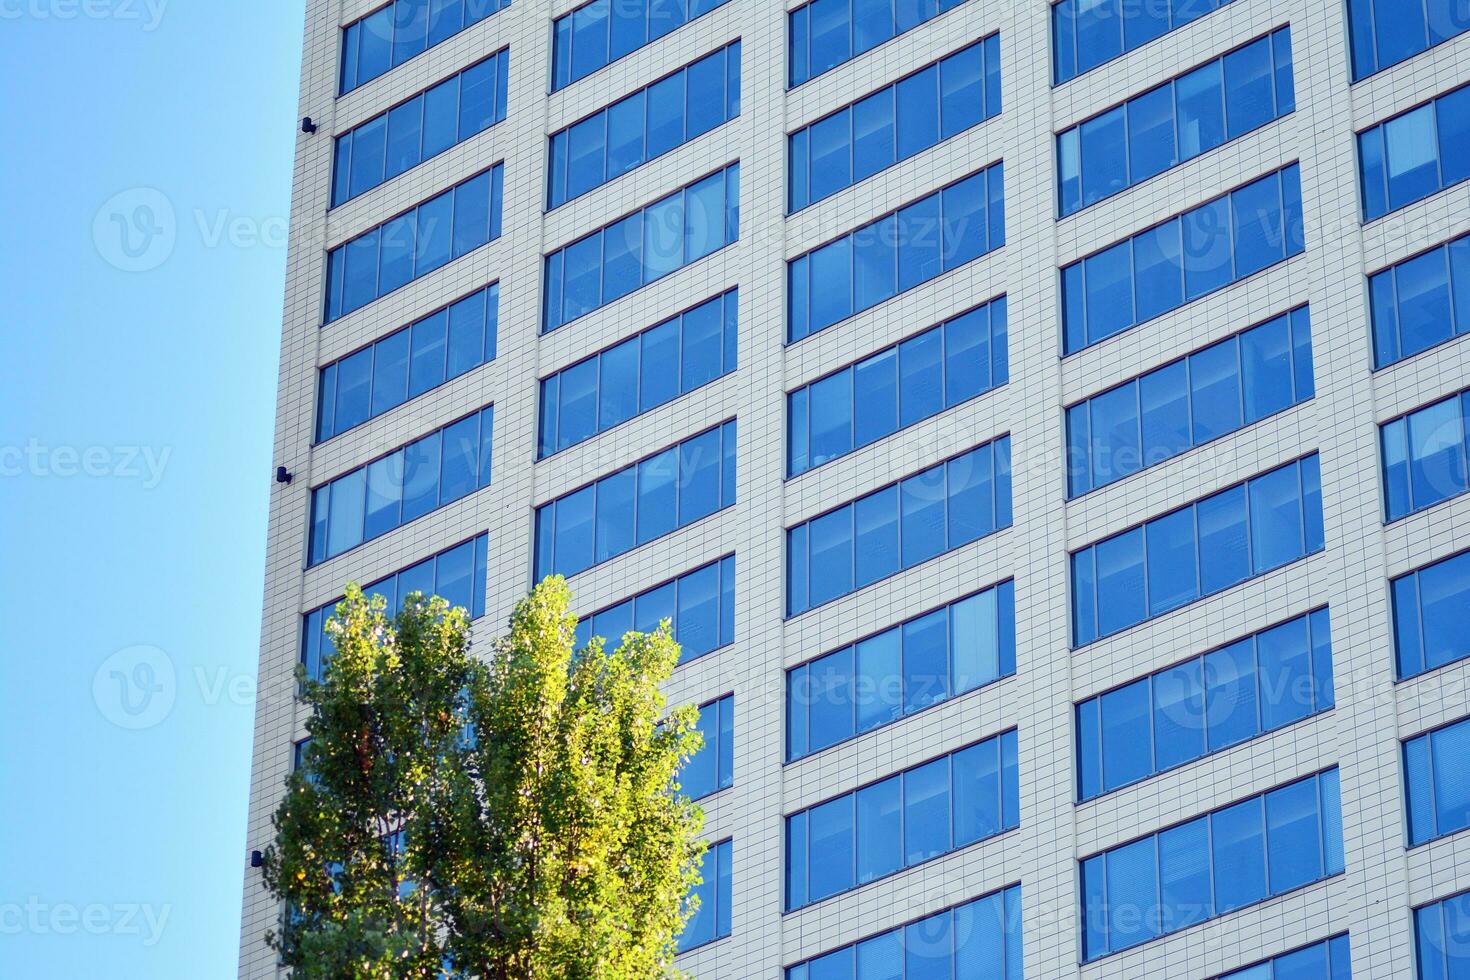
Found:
<box><xmin>262</xmin><ymin>578</ymin><xmax>706</xmax><ymax>980</ymax></box>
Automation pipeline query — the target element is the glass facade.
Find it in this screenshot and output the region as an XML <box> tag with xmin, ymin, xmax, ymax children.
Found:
<box><xmin>1077</xmin><ymin>608</ymin><xmax>1334</xmax><ymax>800</ymax></box>
<box><xmin>535</xmin><ymin>421</ymin><xmax>737</xmax><ymax>579</ymax></box>
<box><xmin>787</xmin><ymin>581</ymin><xmax>1015</xmax><ymax>760</ymax></box>
<box><xmin>542</xmin><ymin>164</ymin><xmax>739</xmax><ymax>332</ymax></box>
<box><xmin>1062</xmin><ymin>163</ymin><xmax>1304</xmax><ymax>353</ymax></box>
<box><xmin>1057</xmin><ymin>28</ymin><xmax>1294</xmax><ymax>217</ymax></box>
<box><xmin>308</xmin><ymin>406</ymin><xmax>494</xmax><ymax>565</ymax></box>
<box><xmin>1067</xmin><ymin>306</ymin><xmax>1313</xmax><ymax>497</ymax></box>
<box><xmin>1215</xmin><ymin>934</ymin><xmax>1352</xmax><ymax>980</ymax></box>
<box><xmin>333</xmin><ymin>49</ymin><xmax>508</xmax><ymax>207</ymax></box>
<box><xmin>573</xmin><ymin>556</ymin><xmax>737</xmax><ymax>666</ymax></box>
<box><xmin>785</xmin><ymin>730</ymin><xmax>1019</xmax><ymax>910</ymax></box>
<box><xmin>788</xmin><ymin>162</ymin><xmax>1004</xmax><ymax>342</ymax></box>
<box><xmin>539</xmin><ymin>290</ymin><xmax>737</xmax><ymax>458</ymax></box>
<box><xmin>786</xmin><ymin>884</ymin><xmax>1022</xmax><ymax>980</ymax></box>
<box><xmin>1368</xmin><ymin>232</ymin><xmax>1470</xmax><ymax>369</ymax></box>
<box><xmin>789</xmin><ymin>296</ymin><xmax>1007</xmax><ymax>476</ymax></box>
<box><xmin>325</xmin><ymin>164</ymin><xmax>503</xmax><ymax>322</ymax></box>
<box><xmin>787</xmin><ymin>436</ymin><xmax>1012</xmax><ymax>616</ymax></box>
<box><xmin>548</xmin><ymin>42</ymin><xmax>740</xmax><ymax>209</ymax></box>
<box><xmin>1081</xmin><ymin>770</ymin><xmax>1344</xmax><ymax>961</ymax></box>
<box><xmin>788</xmin><ymin>34</ymin><xmax>1000</xmax><ymax>212</ymax></box>
<box><xmin>1404</xmin><ymin>714</ymin><xmax>1470</xmax><ymax>847</ymax></box>
<box><xmin>1072</xmin><ymin>455</ymin><xmax>1325</xmax><ymax>645</ymax></box>
<box><xmin>317</xmin><ymin>284</ymin><xmax>498</xmax><ymax>442</ymax></box>
<box><xmin>1358</xmin><ymin>83</ymin><xmax>1470</xmax><ymax>221</ymax></box>
<box><xmin>339</xmin><ymin>0</ymin><xmax>511</xmax><ymax>94</ymax></box>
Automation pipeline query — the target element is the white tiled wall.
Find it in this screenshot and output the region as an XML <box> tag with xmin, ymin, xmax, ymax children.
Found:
<box><xmin>240</xmin><ymin>0</ymin><xmax>1470</xmax><ymax>975</ymax></box>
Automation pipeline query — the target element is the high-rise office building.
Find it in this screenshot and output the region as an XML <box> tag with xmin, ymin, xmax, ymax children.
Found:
<box><xmin>240</xmin><ymin>0</ymin><xmax>1470</xmax><ymax>975</ymax></box>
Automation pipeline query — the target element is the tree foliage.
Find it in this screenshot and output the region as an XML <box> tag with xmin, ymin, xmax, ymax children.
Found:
<box><xmin>262</xmin><ymin>578</ymin><xmax>706</xmax><ymax>979</ymax></box>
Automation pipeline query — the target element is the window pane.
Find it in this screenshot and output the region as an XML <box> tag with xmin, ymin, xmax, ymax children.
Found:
<box><xmin>903</xmin><ymin>758</ymin><xmax>951</xmax><ymax>865</ymax></box>
<box><xmin>1256</xmin><ymin>615</ymin><xmax>1313</xmax><ymax>730</ymax></box>
<box><xmin>855</xmin><ymin>485</ymin><xmax>900</xmax><ymax>588</ymax></box>
<box><xmin>1433</xmin><ymin>721</ymin><xmax>1470</xmax><ymax>839</ymax></box>
<box><xmin>808</xmin><ymin>796</ymin><xmax>854</xmax><ymax>900</ymax></box>
<box><xmin>902</xmin><ymin>610</ymin><xmax>948</xmax><ymax>713</ymax></box>
<box><xmin>1094</xmin><ymin>528</ymin><xmax>1146</xmax><ymax>636</ymax></box>
<box><xmin>1248</xmin><ymin>463</ymin><xmax>1305</xmax><ymax>573</ymax></box>
<box><xmin>1106</xmin><ymin>838</ymin><xmax>1159</xmax><ymax>951</ymax></box>
<box><xmin>1080</xmin><ymin>107</ymin><xmax>1127</xmax><ymax>206</ymax></box>
<box><xmin>951</xmin><ymin>589</ymin><xmax>1000</xmax><ymax>694</ymax></box>
<box><xmin>900</xmin><ymin>465</ymin><xmax>947</xmax><ymax>567</ymax></box>
<box><xmin>1158</xmin><ymin>818</ymin><xmax>1212</xmax><ymax>934</ymax></box>
<box><xmin>1146</xmin><ymin>507</ymin><xmax>1198</xmax><ymax>616</ymax></box>
<box><xmin>1101</xmin><ymin>680</ymin><xmax>1153</xmax><ymax>791</ymax></box>
<box><xmin>1197</xmin><ymin>486</ymin><xmax>1249</xmax><ymax>594</ymax></box>
<box><xmin>1084</xmin><ymin>241</ymin><xmax>1135</xmax><ymax>344</ymax></box>
<box><xmin>856</xmin><ymin>778</ymin><xmax>903</xmax><ymax>882</ymax></box>
<box><xmin>1132</xmin><ymin>221</ymin><xmax>1184</xmax><ymax>323</ymax></box>
<box><xmin>637</xmin><ymin>449</ymin><xmax>678</xmax><ymax>544</ymax></box>
<box><xmin>952</xmin><ymin>739</ymin><xmax>1001</xmax><ymax>846</ymax></box>
<box><xmin>854</xmin><ymin>347</ymin><xmax>899</xmax><ymax>449</ymax></box>
<box><xmin>856</xmin><ymin>629</ymin><xmax>902</xmax><ymax>732</ymax></box>
<box><xmin>1205</xmin><ymin>639</ymin><xmax>1259</xmax><ymax>752</ymax></box>
<box><xmin>1265</xmin><ymin>777</ymin><xmax>1323</xmax><ymax>893</ymax></box>
<box><xmin>1384</xmin><ymin>106</ymin><xmax>1440</xmax><ymax>211</ymax></box>
<box><xmin>1211</xmin><ymin>797</ymin><xmax>1267</xmax><ymax>912</ymax></box>
<box><xmin>896</xmin><ymin>66</ymin><xmax>940</xmax><ymax>160</ymax></box>
<box><xmin>1139</xmin><ymin>360</ymin><xmax>1191</xmax><ymax>468</ymax></box>
<box><xmin>1223</xmin><ymin>38</ymin><xmax>1274</xmax><ymax>139</ymax></box>
<box><xmin>1182</xmin><ymin>198</ymin><xmax>1233</xmax><ymax>299</ymax></box>
<box><xmin>1153</xmin><ymin>659</ymin><xmax>1206</xmax><ymax>772</ymax></box>
<box><xmin>1128</xmin><ymin>85</ymin><xmax>1177</xmax><ymax>184</ymax></box>
<box><xmin>809</xmin><ymin>508</ymin><xmax>854</xmax><ymax>607</ymax></box>
<box><xmin>1240</xmin><ymin>316</ymin><xmax>1294</xmax><ymax>421</ymax></box>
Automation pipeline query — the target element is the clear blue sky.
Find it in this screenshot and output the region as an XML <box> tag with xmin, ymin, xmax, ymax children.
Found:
<box><xmin>1</xmin><ymin>4</ymin><xmax>303</xmax><ymax>976</ymax></box>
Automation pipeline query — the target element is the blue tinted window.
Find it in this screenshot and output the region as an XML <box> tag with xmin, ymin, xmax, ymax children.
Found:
<box><xmin>539</xmin><ymin>290</ymin><xmax>736</xmax><ymax>457</ymax></box>
<box><xmin>1415</xmin><ymin>888</ymin><xmax>1470</xmax><ymax>979</ymax></box>
<box><xmin>1394</xmin><ymin>549</ymin><xmax>1470</xmax><ymax>680</ymax></box>
<box><xmin>544</xmin><ymin>164</ymin><xmax>739</xmax><ymax>332</ymax></box>
<box><xmin>340</xmin><ymin>0</ymin><xmax>510</xmax><ymax>94</ymax></box>
<box><xmin>1061</xmin><ymin>163</ymin><xmax>1303</xmax><ymax>353</ymax></box>
<box><xmin>576</xmin><ymin>555</ymin><xmax>736</xmax><ymax>666</ymax></box>
<box><xmin>333</xmin><ymin>50</ymin><xmax>507</xmax><ymax>207</ymax></box>
<box><xmin>1216</xmin><ymin>934</ymin><xmax>1352</xmax><ymax>980</ymax></box>
<box><xmin>786</xmin><ymin>732</ymin><xmax>1017</xmax><ymax>910</ymax></box>
<box><xmin>1067</xmin><ymin>307</ymin><xmax>1311</xmax><ymax>496</ymax></box>
<box><xmin>552</xmin><ymin>0</ymin><xmax>733</xmax><ymax>92</ymax></box>
<box><xmin>789</xmin><ymin>162</ymin><xmax>1003</xmax><ymax>342</ymax></box>
<box><xmin>1381</xmin><ymin>387</ymin><xmax>1470</xmax><ymax>521</ymax></box>
<box><xmin>1359</xmin><ymin>84</ymin><xmax>1470</xmax><ymax>221</ymax></box>
<box><xmin>786</xmin><ymin>885</ymin><xmax>1021</xmax><ymax>980</ymax></box>
<box><xmin>325</xmin><ymin>165</ymin><xmax>503</xmax><ymax>322</ymax></box>
<box><xmin>788</xmin><ymin>0</ymin><xmax>974</xmax><ymax>87</ymax></box>
<box><xmin>681</xmin><ymin>694</ymin><xmax>734</xmax><ymax>801</ymax></box>
<box><xmin>1072</xmin><ymin>455</ymin><xmax>1323</xmax><ymax>645</ymax></box>
<box><xmin>789</xmin><ymin>35</ymin><xmax>999</xmax><ymax>211</ymax></box>
<box><xmin>537</xmin><ymin>422</ymin><xmax>735</xmax><ymax>579</ymax></box>
<box><xmin>308</xmin><ymin>406</ymin><xmax>493</xmax><ymax>565</ymax></box>
<box><xmin>1345</xmin><ymin>0</ymin><xmax>1470</xmax><ymax>81</ymax></box>
<box><xmin>787</xmin><ymin>582</ymin><xmax>1014</xmax><ymax>760</ymax></box>
<box><xmin>1369</xmin><ymin>232</ymin><xmax>1470</xmax><ymax>369</ymax></box>
<box><xmin>1057</xmin><ymin>29</ymin><xmax>1292</xmax><ymax>217</ymax></box>
<box><xmin>789</xmin><ymin>298</ymin><xmax>1006</xmax><ymax>475</ymax></box>
<box><xmin>549</xmin><ymin>43</ymin><xmax>739</xmax><ymax>209</ymax></box>
<box><xmin>317</xmin><ymin>285</ymin><xmax>497</xmax><ymax>442</ymax></box>
<box><xmin>788</xmin><ymin>437</ymin><xmax>1010</xmax><ymax>616</ymax></box>
<box><xmin>1052</xmin><ymin>0</ymin><xmax>1235</xmax><ymax>85</ymax></box>
<box><xmin>1080</xmin><ymin>770</ymin><xmax>1343</xmax><ymax>961</ymax></box>
<box><xmin>678</xmin><ymin>838</ymin><xmax>732</xmax><ymax>952</ymax></box>
<box><xmin>300</xmin><ymin>534</ymin><xmax>489</xmax><ymax>683</ymax></box>
<box><xmin>1405</xmin><ymin>715</ymin><xmax>1470</xmax><ymax>848</ymax></box>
